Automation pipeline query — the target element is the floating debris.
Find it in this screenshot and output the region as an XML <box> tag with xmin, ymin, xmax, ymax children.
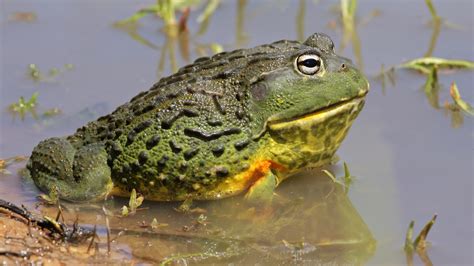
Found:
<box><xmin>8</xmin><ymin>11</ymin><xmax>37</xmax><ymax>22</ymax></box>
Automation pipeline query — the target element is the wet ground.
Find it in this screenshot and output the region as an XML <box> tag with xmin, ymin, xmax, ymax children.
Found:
<box><xmin>1</xmin><ymin>0</ymin><xmax>473</xmax><ymax>265</ymax></box>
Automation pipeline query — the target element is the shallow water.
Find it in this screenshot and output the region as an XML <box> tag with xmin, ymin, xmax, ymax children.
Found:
<box><xmin>1</xmin><ymin>0</ymin><xmax>473</xmax><ymax>264</ymax></box>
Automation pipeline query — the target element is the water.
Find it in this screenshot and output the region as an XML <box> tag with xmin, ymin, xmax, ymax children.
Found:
<box><xmin>1</xmin><ymin>0</ymin><xmax>473</xmax><ymax>264</ymax></box>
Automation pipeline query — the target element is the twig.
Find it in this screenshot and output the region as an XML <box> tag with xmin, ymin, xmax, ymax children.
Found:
<box><xmin>87</xmin><ymin>225</ymin><xmax>97</xmax><ymax>254</ymax></box>
<box><xmin>102</xmin><ymin>206</ymin><xmax>111</xmax><ymax>255</ymax></box>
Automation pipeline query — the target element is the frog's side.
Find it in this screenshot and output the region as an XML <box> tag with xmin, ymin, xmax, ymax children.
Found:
<box><xmin>27</xmin><ymin>33</ymin><xmax>369</xmax><ymax>202</ymax></box>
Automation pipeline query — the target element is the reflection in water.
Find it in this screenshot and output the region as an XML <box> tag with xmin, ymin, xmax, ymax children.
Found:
<box><xmin>1</xmin><ymin>166</ymin><xmax>376</xmax><ymax>264</ymax></box>
<box><xmin>423</xmin><ymin>67</ymin><xmax>440</xmax><ymax>109</ymax></box>
<box><xmin>296</xmin><ymin>0</ymin><xmax>306</xmax><ymax>42</ymax></box>
<box><xmin>235</xmin><ymin>0</ymin><xmax>248</xmax><ymax>48</ymax></box>
<box><xmin>114</xmin><ymin>3</ymin><xmax>227</xmax><ymax>79</ymax></box>
<box><xmin>113</xmin><ymin>22</ymin><xmax>159</xmax><ymax>50</ymax></box>
<box><xmin>339</xmin><ymin>0</ymin><xmax>362</xmax><ymax>70</ymax></box>
<box><xmin>331</xmin><ymin>0</ymin><xmax>379</xmax><ymax>72</ymax></box>
<box><xmin>424</xmin><ymin>18</ymin><xmax>441</xmax><ymax>57</ymax></box>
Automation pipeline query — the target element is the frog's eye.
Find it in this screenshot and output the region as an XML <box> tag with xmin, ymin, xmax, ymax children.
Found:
<box><xmin>296</xmin><ymin>54</ymin><xmax>322</xmax><ymax>75</ymax></box>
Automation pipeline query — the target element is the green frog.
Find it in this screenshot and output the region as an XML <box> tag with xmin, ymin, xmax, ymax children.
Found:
<box><xmin>27</xmin><ymin>33</ymin><xmax>369</xmax><ymax>202</ymax></box>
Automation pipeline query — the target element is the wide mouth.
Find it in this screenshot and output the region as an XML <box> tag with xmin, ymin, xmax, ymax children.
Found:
<box><xmin>268</xmin><ymin>93</ymin><xmax>367</xmax><ymax>127</ymax></box>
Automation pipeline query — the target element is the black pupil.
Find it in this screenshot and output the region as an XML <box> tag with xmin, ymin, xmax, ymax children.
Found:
<box><xmin>300</xmin><ymin>58</ymin><xmax>319</xmax><ymax>68</ymax></box>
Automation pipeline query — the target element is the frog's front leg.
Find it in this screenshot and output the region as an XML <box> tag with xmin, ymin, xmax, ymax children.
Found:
<box><xmin>28</xmin><ymin>138</ymin><xmax>113</xmax><ymax>202</ymax></box>
<box><xmin>244</xmin><ymin>163</ymin><xmax>279</xmax><ymax>204</ymax></box>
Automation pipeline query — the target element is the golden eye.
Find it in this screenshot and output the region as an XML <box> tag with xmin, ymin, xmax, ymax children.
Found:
<box><xmin>296</xmin><ymin>54</ymin><xmax>321</xmax><ymax>75</ymax></box>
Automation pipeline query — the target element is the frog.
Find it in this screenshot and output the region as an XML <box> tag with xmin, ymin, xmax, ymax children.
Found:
<box><xmin>26</xmin><ymin>33</ymin><xmax>369</xmax><ymax>202</ymax></box>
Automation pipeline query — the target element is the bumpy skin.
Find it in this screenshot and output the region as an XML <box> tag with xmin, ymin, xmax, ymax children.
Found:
<box><xmin>27</xmin><ymin>33</ymin><xmax>369</xmax><ymax>202</ymax></box>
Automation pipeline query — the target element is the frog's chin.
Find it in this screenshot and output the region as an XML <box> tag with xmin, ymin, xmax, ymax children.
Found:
<box><xmin>268</xmin><ymin>95</ymin><xmax>366</xmax><ymax>129</ymax></box>
<box><xmin>264</xmin><ymin>95</ymin><xmax>366</xmax><ymax>174</ymax></box>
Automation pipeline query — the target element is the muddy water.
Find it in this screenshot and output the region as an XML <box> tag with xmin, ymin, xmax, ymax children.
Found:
<box><xmin>1</xmin><ymin>0</ymin><xmax>473</xmax><ymax>265</ymax></box>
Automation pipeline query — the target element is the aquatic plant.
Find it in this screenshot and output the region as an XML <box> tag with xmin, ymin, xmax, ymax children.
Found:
<box><xmin>121</xmin><ymin>188</ymin><xmax>144</xmax><ymax>216</ymax></box>
<box><xmin>8</xmin><ymin>92</ymin><xmax>62</xmax><ymax>121</ymax></box>
<box><xmin>449</xmin><ymin>82</ymin><xmax>473</xmax><ymax>115</ymax></box>
<box><xmin>398</xmin><ymin>58</ymin><xmax>474</xmax><ymax>123</ymax></box>
<box><xmin>322</xmin><ymin>162</ymin><xmax>354</xmax><ymax>194</ymax></box>
<box><xmin>27</xmin><ymin>63</ymin><xmax>74</xmax><ymax>82</ymax></box>
<box><xmin>116</xmin><ymin>0</ymin><xmax>220</xmax><ymax>28</ymax></box>
<box><xmin>400</xmin><ymin>57</ymin><xmax>474</xmax><ymax>74</ymax></box>
<box><xmin>404</xmin><ymin>214</ymin><xmax>437</xmax><ymax>266</ymax></box>
<box><xmin>115</xmin><ymin>0</ymin><xmax>224</xmax><ymax>78</ymax></box>
<box><xmin>8</xmin><ymin>92</ymin><xmax>39</xmax><ymax>120</ymax></box>
<box><xmin>424</xmin><ymin>0</ymin><xmax>439</xmax><ymax>21</ymax></box>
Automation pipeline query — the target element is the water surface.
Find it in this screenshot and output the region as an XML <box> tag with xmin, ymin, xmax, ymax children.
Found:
<box><xmin>1</xmin><ymin>0</ymin><xmax>473</xmax><ymax>264</ymax></box>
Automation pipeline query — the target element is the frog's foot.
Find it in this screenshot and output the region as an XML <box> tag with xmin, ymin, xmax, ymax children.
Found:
<box><xmin>244</xmin><ymin>163</ymin><xmax>278</xmax><ymax>204</ymax></box>
<box><xmin>27</xmin><ymin>137</ymin><xmax>113</xmax><ymax>202</ymax></box>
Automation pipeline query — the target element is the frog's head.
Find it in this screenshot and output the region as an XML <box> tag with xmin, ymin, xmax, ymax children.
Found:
<box><xmin>248</xmin><ymin>33</ymin><xmax>369</xmax><ymax>169</ymax></box>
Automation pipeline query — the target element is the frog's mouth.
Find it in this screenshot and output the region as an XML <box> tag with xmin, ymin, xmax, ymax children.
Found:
<box><xmin>268</xmin><ymin>94</ymin><xmax>367</xmax><ymax>127</ymax></box>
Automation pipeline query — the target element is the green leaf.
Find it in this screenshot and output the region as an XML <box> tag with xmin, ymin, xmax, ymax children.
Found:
<box><xmin>413</xmin><ymin>214</ymin><xmax>437</xmax><ymax>249</ymax></box>
<box><xmin>342</xmin><ymin>162</ymin><xmax>353</xmax><ymax>194</ymax></box>
<box><xmin>404</xmin><ymin>220</ymin><xmax>415</xmax><ymax>253</ymax></box>
<box><xmin>400</xmin><ymin>57</ymin><xmax>474</xmax><ymax>73</ymax></box>
<box><xmin>128</xmin><ymin>188</ymin><xmax>144</xmax><ymax>213</ymax></box>
<box><xmin>322</xmin><ymin>169</ymin><xmax>344</xmax><ymax>187</ymax></box>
